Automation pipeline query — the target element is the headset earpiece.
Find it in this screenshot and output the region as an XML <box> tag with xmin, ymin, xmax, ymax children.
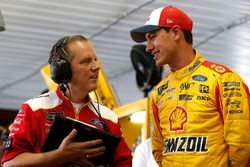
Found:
<box><xmin>50</xmin><ymin>58</ymin><xmax>72</xmax><ymax>84</ymax></box>
<box><xmin>50</xmin><ymin>36</ymin><xmax>72</xmax><ymax>84</ymax></box>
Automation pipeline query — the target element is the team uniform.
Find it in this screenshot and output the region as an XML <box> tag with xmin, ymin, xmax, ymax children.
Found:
<box><xmin>2</xmin><ymin>87</ymin><xmax>132</xmax><ymax>167</ymax></box>
<box><xmin>151</xmin><ymin>50</ymin><xmax>250</xmax><ymax>167</ymax></box>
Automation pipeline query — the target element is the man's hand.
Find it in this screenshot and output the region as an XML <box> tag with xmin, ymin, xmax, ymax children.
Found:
<box><xmin>58</xmin><ymin>129</ymin><xmax>106</xmax><ymax>166</ymax></box>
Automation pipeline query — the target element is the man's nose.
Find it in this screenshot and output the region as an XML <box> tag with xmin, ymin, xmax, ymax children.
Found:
<box><xmin>91</xmin><ymin>62</ymin><xmax>100</xmax><ymax>71</ymax></box>
<box><xmin>146</xmin><ymin>41</ymin><xmax>154</xmax><ymax>54</ymax></box>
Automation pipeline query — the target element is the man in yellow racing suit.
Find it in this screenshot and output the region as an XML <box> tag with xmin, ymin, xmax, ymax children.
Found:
<box><xmin>130</xmin><ymin>5</ymin><xmax>250</xmax><ymax>167</ymax></box>
<box><xmin>150</xmin><ymin>50</ymin><xmax>250</xmax><ymax>166</ymax></box>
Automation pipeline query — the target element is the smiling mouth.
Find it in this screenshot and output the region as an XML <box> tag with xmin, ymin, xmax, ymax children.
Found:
<box><xmin>90</xmin><ymin>75</ymin><xmax>98</xmax><ymax>79</ymax></box>
<box><xmin>152</xmin><ymin>50</ymin><xmax>160</xmax><ymax>59</ymax></box>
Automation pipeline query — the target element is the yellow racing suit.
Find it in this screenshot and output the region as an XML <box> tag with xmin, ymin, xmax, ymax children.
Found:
<box><xmin>151</xmin><ymin>50</ymin><xmax>250</xmax><ymax>167</ymax></box>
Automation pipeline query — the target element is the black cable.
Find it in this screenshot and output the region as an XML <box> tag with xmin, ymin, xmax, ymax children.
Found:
<box><xmin>92</xmin><ymin>92</ymin><xmax>114</xmax><ymax>167</ymax></box>
<box><xmin>92</xmin><ymin>91</ymin><xmax>109</xmax><ymax>132</ymax></box>
<box><xmin>94</xmin><ymin>91</ymin><xmax>100</xmax><ymax>114</ymax></box>
<box><xmin>65</xmin><ymin>84</ymin><xmax>71</xmax><ymax>117</ymax></box>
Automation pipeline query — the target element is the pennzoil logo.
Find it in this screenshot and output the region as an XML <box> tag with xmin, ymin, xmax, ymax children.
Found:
<box><xmin>163</xmin><ymin>136</ymin><xmax>208</xmax><ymax>154</ymax></box>
<box><xmin>169</xmin><ymin>106</ymin><xmax>188</xmax><ymax>131</ymax></box>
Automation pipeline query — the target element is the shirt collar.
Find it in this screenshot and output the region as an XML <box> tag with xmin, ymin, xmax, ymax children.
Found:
<box><xmin>171</xmin><ymin>50</ymin><xmax>205</xmax><ymax>79</ymax></box>
<box><xmin>56</xmin><ymin>86</ymin><xmax>92</xmax><ymax>108</ymax></box>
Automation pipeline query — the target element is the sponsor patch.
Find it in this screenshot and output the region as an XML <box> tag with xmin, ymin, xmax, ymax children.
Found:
<box><xmin>13</xmin><ymin>118</ymin><xmax>22</xmax><ymax>125</ymax></box>
<box><xmin>192</xmin><ymin>75</ymin><xmax>208</xmax><ymax>82</ymax></box>
<box><xmin>199</xmin><ymin>84</ymin><xmax>209</xmax><ymax>93</ymax></box>
<box><xmin>46</xmin><ymin>112</ymin><xmax>64</xmax><ymax>122</ymax></box>
<box><xmin>185</xmin><ymin>60</ymin><xmax>201</xmax><ymax>73</ymax></box>
<box><xmin>226</xmin><ymin>99</ymin><xmax>241</xmax><ymax>108</ymax></box>
<box><xmin>197</xmin><ymin>96</ymin><xmax>211</xmax><ymax>101</ymax></box>
<box><xmin>223</xmin><ymin>92</ymin><xmax>242</xmax><ymax>98</ymax></box>
<box><xmin>4</xmin><ymin>138</ymin><xmax>13</xmax><ymax>150</ymax></box>
<box><xmin>224</xmin><ymin>87</ymin><xmax>240</xmax><ymax>91</ymax></box>
<box><xmin>33</xmin><ymin>94</ymin><xmax>50</xmax><ymax>99</ymax></box>
<box><xmin>228</xmin><ymin>110</ymin><xmax>243</xmax><ymax>114</ymax></box>
<box><xmin>179</xmin><ymin>94</ymin><xmax>193</xmax><ymax>100</ymax></box>
<box><xmin>214</xmin><ymin>66</ymin><xmax>225</xmax><ymax>73</ymax></box>
<box><xmin>90</xmin><ymin>118</ymin><xmax>105</xmax><ymax>129</ymax></box>
<box><xmin>163</xmin><ymin>136</ymin><xmax>208</xmax><ymax>154</ymax></box>
<box><xmin>180</xmin><ymin>82</ymin><xmax>194</xmax><ymax>92</ymax></box>
<box><xmin>168</xmin><ymin>106</ymin><xmax>188</xmax><ymax>131</ymax></box>
<box><xmin>223</xmin><ymin>82</ymin><xmax>240</xmax><ymax>87</ymax></box>
<box><xmin>158</xmin><ymin>81</ymin><xmax>169</xmax><ymax>95</ymax></box>
<box><xmin>166</xmin><ymin>87</ymin><xmax>176</xmax><ymax>94</ymax></box>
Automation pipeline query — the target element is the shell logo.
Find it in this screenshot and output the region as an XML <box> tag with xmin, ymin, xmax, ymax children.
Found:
<box><xmin>215</xmin><ymin>66</ymin><xmax>225</xmax><ymax>73</ymax></box>
<box><xmin>211</xmin><ymin>64</ymin><xmax>226</xmax><ymax>73</ymax></box>
<box><xmin>169</xmin><ymin>106</ymin><xmax>188</xmax><ymax>131</ymax></box>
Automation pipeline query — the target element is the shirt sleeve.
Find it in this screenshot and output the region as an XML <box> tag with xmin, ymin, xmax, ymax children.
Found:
<box><xmin>215</xmin><ymin>72</ymin><xmax>250</xmax><ymax>166</ymax></box>
<box><xmin>2</xmin><ymin>103</ymin><xmax>40</xmax><ymax>164</ymax></box>
<box><xmin>150</xmin><ymin>94</ymin><xmax>164</xmax><ymax>167</ymax></box>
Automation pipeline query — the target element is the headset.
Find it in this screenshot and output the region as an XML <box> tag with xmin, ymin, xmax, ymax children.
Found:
<box><xmin>50</xmin><ymin>36</ymin><xmax>72</xmax><ymax>85</ymax></box>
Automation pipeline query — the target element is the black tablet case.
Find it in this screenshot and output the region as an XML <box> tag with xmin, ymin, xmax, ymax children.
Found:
<box><xmin>40</xmin><ymin>117</ymin><xmax>121</xmax><ymax>166</ymax></box>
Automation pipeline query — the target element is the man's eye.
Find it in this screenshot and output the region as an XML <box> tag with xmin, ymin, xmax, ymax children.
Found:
<box><xmin>81</xmin><ymin>59</ymin><xmax>90</xmax><ymax>64</ymax></box>
<box><xmin>80</xmin><ymin>60</ymin><xmax>88</xmax><ymax>64</ymax></box>
<box><xmin>151</xmin><ymin>34</ymin><xmax>157</xmax><ymax>38</ymax></box>
<box><xmin>149</xmin><ymin>34</ymin><xmax>156</xmax><ymax>39</ymax></box>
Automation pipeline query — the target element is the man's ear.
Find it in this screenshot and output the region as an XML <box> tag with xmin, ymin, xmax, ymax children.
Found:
<box><xmin>171</xmin><ymin>25</ymin><xmax>182</xmax><ymax>41</ymax></box>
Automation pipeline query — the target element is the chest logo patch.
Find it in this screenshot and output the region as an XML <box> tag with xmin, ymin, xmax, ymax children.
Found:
<box><xmin>192</xmin><ymin>75</ymin><xmax>207</xmax><ymax>82</ymax></box>
<box><xmin>169</xmin><ymin>106</ymin><xmax>188</xmax><ymax>131</ymax></box>
<box><xmin>90</xmin><ymin>118</ymin><xmax>105</xmax><ymax>129</ymax></box>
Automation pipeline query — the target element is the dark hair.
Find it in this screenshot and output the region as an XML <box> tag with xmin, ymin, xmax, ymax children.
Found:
<box><xmin>163</xmin><ymin>27</ymin><xmax>193</xmax><ymax>45</ymax></box>
<box><xmin>48</xmin><ymin>35</ymin><xmax>88</xmax><ymax>64</ymax></box>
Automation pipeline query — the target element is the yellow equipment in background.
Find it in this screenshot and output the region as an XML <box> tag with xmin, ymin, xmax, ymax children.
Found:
<box><xmin>40</xmin><ymin>63</ymin><xmax>149</xmax><ymax>149</ymax></box>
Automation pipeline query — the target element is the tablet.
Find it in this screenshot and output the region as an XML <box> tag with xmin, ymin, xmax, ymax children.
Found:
<box><xmin>40</xmin><ymin>116</ymin><xmax>121</xmax><ymax>166</ymax></box>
